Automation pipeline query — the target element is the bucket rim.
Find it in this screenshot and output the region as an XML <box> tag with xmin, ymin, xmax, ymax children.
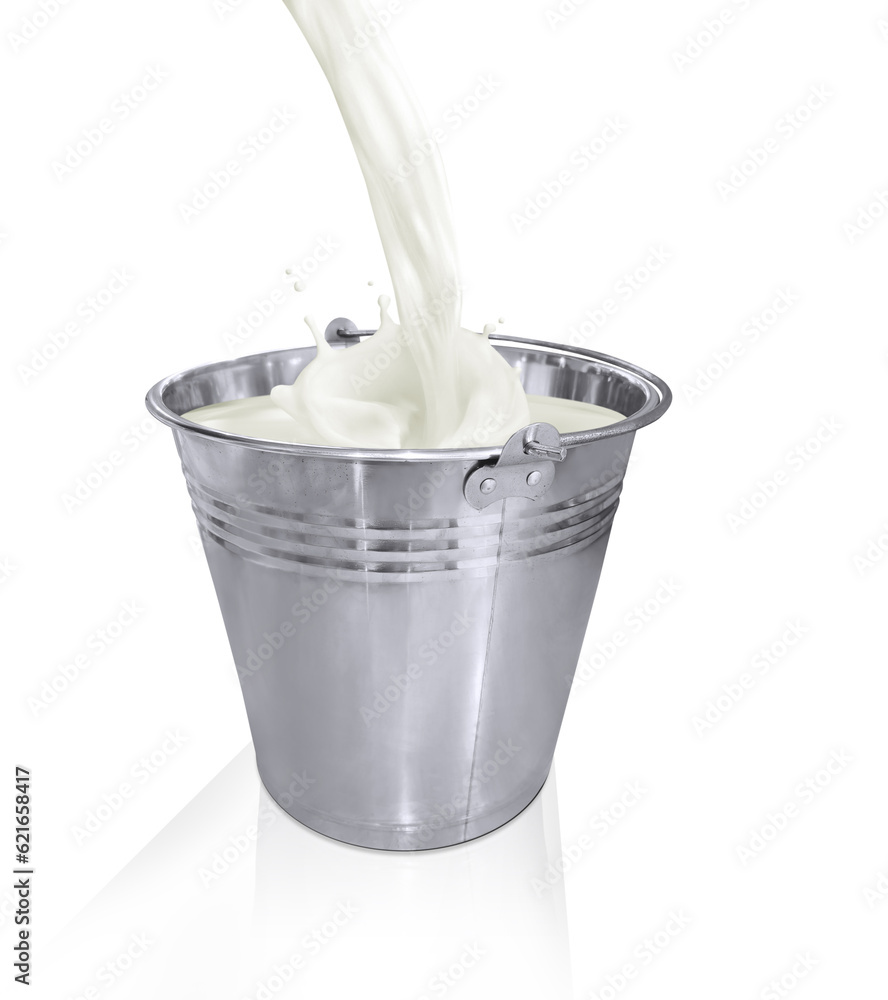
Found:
<box><xmin>145</xmin><ymin>334</ymin><xmax>672</xmax><ymax>462</ymax></box>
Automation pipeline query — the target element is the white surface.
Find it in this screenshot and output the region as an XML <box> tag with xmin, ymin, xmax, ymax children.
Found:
<box><xmin>2</xmin><ymin>0</ymin><xmax>887</xmax><ymax>997</ymax></box>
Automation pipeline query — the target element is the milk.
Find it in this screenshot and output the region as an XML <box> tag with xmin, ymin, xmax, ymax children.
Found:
<box><xmin>186</xmin><ymin>0</ymin><xmax>625</xmax><ymax>448</ymax></box>
<box><xmin>270</xmin><ymin>0</ymin><xmax>531</xmax><ymax>448</ymax></box>
<box><xmin>183</xmin><ymin>392</ymin><xmax>624</xmax><ymax>446</ymax></box>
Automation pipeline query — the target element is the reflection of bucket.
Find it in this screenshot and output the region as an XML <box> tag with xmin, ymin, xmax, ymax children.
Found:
<box><xmin>146</xmin><ymin>331</ymin><xmax>671</xmax><ymax>851</ymax></box>
<box><xmin>251</xmin><ymin>771</ymin><xmax>573</xmax><ymax>997</ymax></box>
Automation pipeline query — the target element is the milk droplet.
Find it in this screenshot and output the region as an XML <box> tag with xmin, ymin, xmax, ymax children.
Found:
<box><xmin>286</xmin><ymin>268</ymin><xmax>294</xmax><ymax>276</ymax></box>
<box><xmin>368</xmin><ymin>280</ymin><xmax>375</xmax><ymax>286</ymax></box>
<box><xmin>293</xmin><ymin>279</ymin><xmax>306</xmax><ymax>292</ymax></box>
<box><xmin>498</xmin><ymin>317</ymin><xmax>506</xmax><ymax>324</ymax></box>
<box><xmin>482</xmin><ymin>323</ymin><xmax>496</xmax><ymax>338</ymax></box>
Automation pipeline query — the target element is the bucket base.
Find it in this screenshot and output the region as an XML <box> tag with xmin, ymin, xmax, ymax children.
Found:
<box><xmin>259</xmin><ymin>768</ymin><xmax>550</xmax><ymax>852</ymax></box>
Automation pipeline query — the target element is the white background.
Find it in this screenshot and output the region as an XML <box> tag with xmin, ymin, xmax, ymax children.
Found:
<box><xmin>3</xmin><ymin>0</ymin><xmax>888</xmax><ymax>996</ymax></box>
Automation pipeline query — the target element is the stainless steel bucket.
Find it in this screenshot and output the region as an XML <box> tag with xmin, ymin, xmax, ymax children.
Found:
<box><xmin>146</xmin><ymin>326</ymin><xmax>671</xmax><ymax>850</ymax></box>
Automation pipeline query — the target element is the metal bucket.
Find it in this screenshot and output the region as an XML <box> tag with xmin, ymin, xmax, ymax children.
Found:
<box><xmin>146</xmin><ymin>325</ymin><xmax>671</xmax><ymax>850</ymax></box>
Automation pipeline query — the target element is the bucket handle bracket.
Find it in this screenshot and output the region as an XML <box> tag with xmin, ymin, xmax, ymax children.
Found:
<box><xmin>464</xmin><ymin>422</ymin><xmax>566</xmax><ymax>510</ymax></box>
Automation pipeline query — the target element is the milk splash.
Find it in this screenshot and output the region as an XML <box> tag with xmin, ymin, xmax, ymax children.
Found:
<box><xmin>273</xmin><ymin>0</ymin><xmax>530</xmax><ymax>449</ymax></box>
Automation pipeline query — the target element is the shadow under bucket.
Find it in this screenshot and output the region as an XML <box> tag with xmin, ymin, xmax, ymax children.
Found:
<box><xmin>146</xmin><ymin>330</ymin><xmax>671</xmax><ymax>850</ymax></box>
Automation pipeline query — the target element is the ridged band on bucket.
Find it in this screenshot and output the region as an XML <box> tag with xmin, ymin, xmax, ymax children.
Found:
<box><xmin>184</xmin><ymin>468</ymin><xmax>624</xmax><ymax>579</ymax></box>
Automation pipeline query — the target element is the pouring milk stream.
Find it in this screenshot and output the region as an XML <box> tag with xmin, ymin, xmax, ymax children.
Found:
<box><xmin>185</xmin><ymin>0</ymin><xmax>622</xmax><ymax>446</ymax></box>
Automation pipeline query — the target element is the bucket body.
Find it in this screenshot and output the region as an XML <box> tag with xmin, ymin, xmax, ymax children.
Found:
<box><xmin>147</xmin><ymin>335</ymin><xmax>670</xmax><ymax>850</ymax></box>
